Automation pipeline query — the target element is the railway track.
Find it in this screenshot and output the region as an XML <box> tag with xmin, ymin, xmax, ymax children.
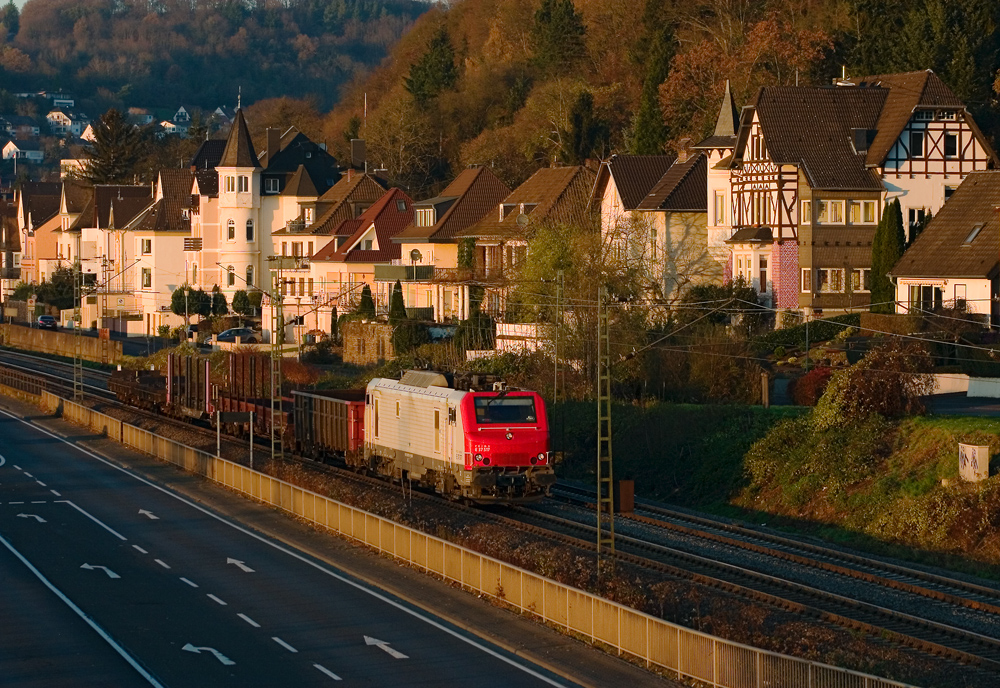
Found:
<box><xmin>2</xmin><ymin>353</ymin><xmax>999</xmax><ymax>679</ymax></box>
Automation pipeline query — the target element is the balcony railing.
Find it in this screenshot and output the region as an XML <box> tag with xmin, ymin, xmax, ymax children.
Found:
<box><xmin>373</xmin><ymin>264</ymin><xmax>435</xmax><ymax>282</ymax></box>
<box><xmin>429</xmin><ymin>267</ymin><xmax>505</xmax><ymax>284</ymax></box>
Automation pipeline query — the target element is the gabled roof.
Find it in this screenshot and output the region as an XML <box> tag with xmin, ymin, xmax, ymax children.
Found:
<box><xmin>590</xmin><ymin>155</ymin><xmax>676</xmax><ymax>211</ymax></box>
<box><xmin>891</xmin><ymin>171</ymin><xmax>1000</xmax><ymax>279</ymax></box>
<box><xmin>636</xmin><ymin>153</ymin><xmax>708</xmax><ymax>212</ymax></box>
<box><xmin>737</xmin><ymin>85</ymin><xmax>886</xmax><ymax>191</ymax></box>
<box><xmin>395</xmin><ymin>166</ymin><xmax>511</xmax><ymax>243</ymax></box>
<box><xmin>282</xmin><ymin>164</ymin><xmax>319</xmax><ymax>197</ymax></box>
<box><xmin>260</xmin><ymin>127</ymin><xmax>339</xmax><ymax>196</ymax></box>
<box><xmin>305</xmin><ymin>172</ymin><xmax>388</xmax><ymax>236</ymax></box>
<box><xmin>92</xmin><ymin>186</ymin><xmax>155</xmax><ymax>229</ymax></box>
<box><xmin>855</xmin><ymin>70</ymin><xmax>976</xmax><ymax>166</ymax></box>
<box><xmin>62</xmin><ymin>179</ymin><xmax>92</xmax><ymax>215</ymax></box>
<box><xmin>460</xmin><ymin>166</ymin><xmax>597</xmax><ymax>240</ymax></box>
<box><xmin>127</xmin><ymin>169</ymin><xmax>193</xmax><ymax>233</ymax></box>
<box><xmin>312</xmin><ymin>188</ymin><xmax>413</xmax><ymax>264</ymax></box>
<box><xmin>18</xmin><ymin>182</ymin><xmax>61</xmax><ymax>228</ymax></box>
<box><xmin>218</xmin><ymin>109</ymin><xmax>260</xmax><ymax>169</ymax></box>
<box><xmin>7</xmin><ymin>139</ymin><xmax>42</xmax><ymax>151</ymax></box>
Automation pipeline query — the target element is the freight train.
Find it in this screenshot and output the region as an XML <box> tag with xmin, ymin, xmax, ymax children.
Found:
<box><xmin>109</xmin><ymin>355</ymin><xmax>554</xmax><ymax>502</ymax></box>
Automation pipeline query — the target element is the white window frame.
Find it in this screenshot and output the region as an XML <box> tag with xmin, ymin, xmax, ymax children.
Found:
<box><xmin>141</xmin><ymin>239</ymin><xmax>152</xmax><ymax>255</ymax></box>
<box><xmin>862</xmin><ymin>200</ymin><xmax>876</xmax><ymax>224</ymax></box>
<box><xmin>801</xmin><ymin>268</ymin><xmax>811</xmax><ymax>293</ymax></box>
<box><xmin>816</xmin><ymin>268</ymin><xmax>845</xmax><ymax>293</ymax></box>
<box><xmin>851</xmin><ymin>268</ymin><xmax>871</xmax><ymax>293</ymax></box>
<box><xmin>828</xmin><ymin>200</ymin><xmax>844</xmax><ymax>224</ymax></box>
<box><xmin>225</xmin><ymin>176</ymin><xmax>235</xmax><ymax>193</ymax></box>
<box><xmin>800</xmin><ymin>200</ymin><xmax>811</xmax><ymax>225</ymax></box>
<box><xmin>714</xmin><ymin>192</ymin><xmax>726</xmax><ymax>226</ymax></box>
<box><xmin>264</xmin><ymin>178</ymin><xmax>280</xmax><ymax>193</ymax></box>
<box><xmin>237</xmin><ymin>175</ymin><xmax>249</xmax><ymax>193</ymax></box>
<box><xmin>816</xmin><ymin>201</ymin><xmax>828</xmax><ymax>224</ymax></box>
<box><xmin>141</xmin><ymin>267</ymin><xmax>152</xmax><ymax>289</ymax></box>
<box><xmin>944</xmin><ymin>133</ymin><xmax>958</xmax><ymax>158</ymax></box>
<box><xmin>227</xmin><ymin>219</ymin><xmax>235</xmax><ymax>242</ymax></box>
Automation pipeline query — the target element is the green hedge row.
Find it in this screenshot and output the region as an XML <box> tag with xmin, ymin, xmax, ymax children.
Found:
<box><xmin>753</xmin><ymin>313</ymin><xmax>860</xmax><ymax>352</ymax></box>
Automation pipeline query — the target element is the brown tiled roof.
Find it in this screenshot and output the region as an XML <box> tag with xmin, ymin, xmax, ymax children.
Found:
<box><xmin>306</xmin><ymin>173</ymin><xmax>387</xmax><ymax>236</ymax></box>
<box><xmin>190</xmin><ymin>139</ymin><xmax>226</xmax><ymax>170</ymax></box>
<box><xmin>93</xmin><ymin>186</ymin><xmax>154</xmax><ymax>229</ymax></box>
<box><xmin>636</xmin><ymin>153</ymin><xmax>707</xmax><ymax>212</ymax></box>
<box><xmin>590</xmin><ymin>155</ymin><xmax>675</xmax><ymax>211</ymax></box>
<box><xmin>62</xmin><ymin>179</ymin><xmax>91</xmax><ymax>214</ymax></box>
<box><xmin>395</xmin><ymin>166</ymin><xmax>511</xmax><ymax>243</ymax></box>
<box><xmin>1</xmin><ymin>201</ymin><xmax>19</xmax><ymax>252</ymax></box>
<box><xmin>194</xmin><ymin>169</ymin><xmax>218</xmax><ymax>196</ymax></box>
<box><xmin>282</xmin><ymin>165</ymin><xmax>319</xmax><ymax>197</ymax></box>
<box><xmin>19</xmin><ymin>182</ymin><xmax>61</xmax><ymax>227</ymax></box>
<box><xmin>312</xmin><ymin>188</ymin><xmax>414</xmax><ymax>264</ymax></box>
<box><xmin>128</xmin><ymin>169</ymin><xmax>193</xmax><ymax>233</ymax></box>
<box><xmin>891</xmin><ymin>171</ymin><xmax>1000</xmax><ymax>279</ymax></box>
<box><xmin>218</xmin><ymin>109</ymin><xmax>260</xmax><ymax>168</ymax></box>
<box><xmin>459</xmin><ymin>166</ymin><xmax>597</xmax><ymax>240</ymax></box>
<box><xmin>741</xmin><ymin>85</ymin><xmax>886</xmax><ymax>191</ymax></box>
<box><xmin>856</xmin><ymin>71</ymin><xmax>964</xmax><ymax>166</ymax></box>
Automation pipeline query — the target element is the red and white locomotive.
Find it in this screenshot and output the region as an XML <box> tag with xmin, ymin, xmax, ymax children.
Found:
<box><xmin>361</xmin><ymin>371</ymin><xmax>554</xmax><ymax>502</ymax></box>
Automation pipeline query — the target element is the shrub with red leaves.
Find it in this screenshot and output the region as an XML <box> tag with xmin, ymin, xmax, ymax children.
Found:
<box><xmin>791</xmin><ymin>367</ymin><xmax>833</xmax><ymax>406</ymax></box>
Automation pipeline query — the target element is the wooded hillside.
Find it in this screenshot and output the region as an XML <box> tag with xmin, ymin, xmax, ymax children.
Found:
<box><xmin>320</xmin><ymin>0</ymin><xmax>1000</xmax><ymax>194</ymax></box>
<box><xmin>0</xmin><ymin>0</ymin><xmax>427</xmax><ymax>111</ymax></box>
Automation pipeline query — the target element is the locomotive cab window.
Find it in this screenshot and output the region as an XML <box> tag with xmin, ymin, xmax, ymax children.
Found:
<box><xmin>474</xmin><ymin>396</ymin><xmax>536</xmax><ymax>424</ymax></box>
<box><xmin>395</xmin><ymin>401</ymin><xmax>400</xmax><ymax>417</ymax></box>
<box><xmin>434</xmin><ymin>410</ymin><xmax>440</xmax><ymax>452</ymax></box>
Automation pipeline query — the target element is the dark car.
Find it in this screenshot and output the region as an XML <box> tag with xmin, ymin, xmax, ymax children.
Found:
<box><xmin>36</xmin><ymin>315</ymin><xmax>58</xmax><ymax>330</ymax></box>
<box><xmin>217</xmin><ymin>327</ymin><xmax>258</xmax><ymax>344</ymax></box>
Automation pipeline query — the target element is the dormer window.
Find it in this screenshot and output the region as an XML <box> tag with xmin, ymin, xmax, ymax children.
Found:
<box><xmin>500</xmin><ymin>203</ymin><xmax>517</xmax><ymax>221</ymax></box>
<box><xmin>363</xmin><ymin>240</ymin><xmax>373</xmax><ymax>250</ymax></box>
<box><xmin>914</xmin><ymin>110</ymin><xmax>933</xmax><ymax>121</ymax></box>
<box><xmin>265</xmin><ymin>178</ymin><xmax>280</xmax><ymax>193</ymax></box>
<box><xmin>396</xmin><ymin>199</ymin><xmax>407</xmax><ymax>212</ymax></box>
<box><xmin>416</xmin><ymin>208</ymin><xmax>435</xmax><ymax>227</ymax></box>
<box><xmin>304</xmin><ymin>208</ymin><xmax>314</xmax><ymax>224</ymax></box>
<box><xmin>521</xmin><ymin>203</ymin><xmax>538</xmax><ymax>215</ymax></box>
<box><xmin>181</xmin><ymin>208</ymin><xmax>189</xmax><ymax>220</ymax></box>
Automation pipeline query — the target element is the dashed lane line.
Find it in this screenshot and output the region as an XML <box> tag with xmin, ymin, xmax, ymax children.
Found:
<box><xmin>180</xmin><ymin>577</ymin><xmax>198</xmax><ymax>588</ymax></box>
<box><xmin>59</xmin><ymin>501</ymin><xmax>127</xmax><ymax>541</ymax></box>
<box><xmin>272</xmin><ymin>637</ymin><xmax>298</xmax><ymax>653</ymax></box>
<box><xmin>237</xmin><ymin>613</ymin><xmax>260</xmax><ymax>628</ymax></box>
<box><xmin>132</xmin><ymin>545</ymin><xmax>148</xmax><ymax>554</ymax></box>
<box><xmin>50</xmin><ymin>490</ymin><xmax>61</xmax><ymax>497</ymax></box>
<box><xmin>154</xmin><ymin>559</ymin><xmax>170</xmax><ymax>569</ymax></box>
<box><xmin>207</xmin><ymin>594</ymin><xmax>227</xmax><ymax>606</ymax></box>
<box><xmin>314</xmin><ymin>664</ymin><xmax>343</xmax><ymax>681</ymax></box>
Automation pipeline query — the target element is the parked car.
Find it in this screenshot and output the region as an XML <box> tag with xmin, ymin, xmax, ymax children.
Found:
<box><xmin>217</xmin><ymin>327</ymin><xmax>259</xmax><ymax>344</ymax></box>
<box><xmin>36</xmin><ymin>315</ymin><xmax>57</xmax><ymax>330</ymax></box>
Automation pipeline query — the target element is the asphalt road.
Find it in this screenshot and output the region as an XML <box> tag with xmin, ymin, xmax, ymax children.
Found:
<box><xmin>0</xmin><ymin>411</ymin><xmax>573</xmax><ymax>688</ymax></box>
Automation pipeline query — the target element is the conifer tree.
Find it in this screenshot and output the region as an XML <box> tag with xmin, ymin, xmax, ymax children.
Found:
<box><xmin>870</xmin><ymin>199</ymin><xmax>905</xmax><ymax>313</ymax></box>
<box><xmin>564</xmin><ymin>91</ymin><xmax>609</xmax><ymax>164</ymax></box>
<box><xmin>357</xmin><ymin>284</ymin><xmax>375</xmax><ymax>318</ymax></box>
<box><xmin>211</xmin><ymin>285</ymin><xmax>229</xmax><ymax>316</ymax></box>
<box><xmin>405</xmin><ymin>25</ymin><xmax>458</xmax><ymax>108</ymax></box>
<box><xmin>388</xmin><ymin>279</ymin><xmax>407</xmax><ymax>324</ymax></box>
<box><xmin>631</xmin><ymin>23</ymin><xmax>675</xmax><ymax>154</ymax></box>
<box><xmin>232</xmin><ymin>290</ymin><xmax>251</xmax><ymax>323</ymax></box>
<box><xmin>532</xmin><ymin>0</ymin><xmax>586</xmax><ymax>74</ymax></box>
<box><xmin>82</xmin><ymin>109</ymin><xmax>149</xmax><ymax>184</ymax></box>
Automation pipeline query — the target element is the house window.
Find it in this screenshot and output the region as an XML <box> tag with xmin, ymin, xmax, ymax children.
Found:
<box><xmin>265</xmin><ymin>178</ymin><xmax>280</xmax><ymax>193</ymax></box>
<box><xmin>914</xmin><ymin>110</ymin><xmax>933</xmax><ymax>121</ymax></box>
<box><xmin>908</xmin><ymin>207</ymin><xmax>926</xmax><ymax>233</ymax></box>
<box><xmin>304</xmin><ymin>208</ymin><xmax>314</xmax><ymax>224</ymax></box>
<box><xmin>246</xmin><ymin>220</ymin><xmax>254</xmax><ymax>241</ymax></box>
<box><xmin>800</xmin><ymin>200</ymin><xmax>811</xmax><ymax>225</ymax></box>
<box><xmin>828</xmin><ymin>201</ymin><xmax>844</xmax><ymax>223</ymax></box>
<box><xmin>227</xmin><ymin>219</ymin><xmax>235</xmax><ymax>241</ymax></box>
<box><xmin>299</xmin><ymin>277</ymin><xmax>305</xmax><ymax>295</ymax></box>
<box><xmin>396</xmin><ymin>200</ymin><xmax>407</xmax><ymax>212</ymax></box>
<box><xmin>395</xmin><ymin>401</ymin><xmax>400</xmax><ymax>417</ymax></box>
<box><xmin>363</xmin><ymin>239</ymin><xmax>373</xmax><ymax>251</ymax></box>
<box><xmin>816</xmin><ymin>201</ymin><xmax>828</xmax><ymax>223</ymax></box>
<box><xmin>816</xmin><ymin>268</ymin><xmax>844</xmax><ymax>293</ymax></box>
<box><xmin>909</xmin><ymin>284</ymin><xmax>942</xmax><ymax>312</ymax></box>
<box><xmin>307</xmin><ymin>241</ymin><xmax>313</xmax><ymax>256</ymax></box>
<box><xmin>237</xmin><ymin>175</ymin><xmax>249</xmax><ymax>193</ymax></box>
<box><xmin>141</xmin><ymin>239</ymin><xmax>152</xmax><ymax>254</ymax></box>
<box><xmin>909</xmin><ymin>131</ymin><xmax>924</xmax><ymax>157</ymax></box>
<box><xmin>801</xmin><ymin>268</ymin><xmax>811</xmax><ymax>293</ymax></box>
<box><xmin>954</xmin><ymin>284</ymin><xmax>967</xmax><ymax>311</ymax></box>
<box><xmin>282</xmin><ymin>242</ymin><xmax>287</xmax><ymax>256</ymax></box>
<box><xmin>292</xmin><ymin>242</ymin><xmax>302</xmax><ymax>257</ymax></box>
<box><xmin>290</xmin><ymin>279</ymin><xmax>296</xmax><ymax>296</ymax></box>
<box><xmin>246</xmin><ymin>265</ymin><xmax>254</xmax><ymax>287</ymax></box>
<box><xmin>225</xmin><ymin>176</ymin><xmax>235</xmax><ymax>193</ymax></box>
<box><xmin>863</xmin><ymin>201</ymin><xmax>876</xmax><ymax>223</ymax></box>
<box><xmin>938</xmin><ymin>111</ymin><xmax>956</xmax><ymax>121</ymax></box>
<box><xmin>945</xmin><ymin>185</ymin><xmax>957</xmax><ymax>200</ymax></box>
<box><xmin>944</xmin><ymin>133</ymin><xmax>958</xmax><ymax>157</ymax></box>
<box><xmin>227</xmin><ymin>266</ymin><xmax>235</xmax><ymax>286</ymax></box>
<box><xmin>416</xmin><ymin>208</ymin><xmax>435</xmax><ymax>227</ymax></box>
<box><xmin>759</xmin><ymin>256</ymin><xmax>768</xmax><ymax>292</ymax></box>
<box><xmin>851</xmin><ymin>268</ymin><xmax>871</xmax><ymax>292</ymax></box>
<box><xmin>141</xmin><ymin>268</ymin><xmax>151</xmax><ymax>288</ymax></box>
<box><xmin>181</xmin><ymin>208</ymin><xmax>189</xmax><ymax>220</ymax></box>
<box><xmin>714</xmin><ymin>192</ymin><xmax>726</xmax><ymax>226</ymax></box>
<box><xmin>192</xmin><ymin>264</ymin><xmax>198</xmax><ymax>284</ymax></box>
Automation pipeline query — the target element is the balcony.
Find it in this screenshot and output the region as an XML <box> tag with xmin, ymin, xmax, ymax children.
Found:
<box><xmin>184</xmin><ymin>238</ymin><xmax>203</xmax><ymax>251</ymax></box>
<box><xmin>0</xmin><ymin>268</ymin><xmax>19</xmax><ymax>280</ymax></box>
<box><xmin>374</xmin><ymin>265</ymin><xmax>436</xmax><ymax>282</ymax></box>
<box><xmin>429</xmin><ymin>267</ymin><xmax>505</xmax><ymax>284</ymax></box>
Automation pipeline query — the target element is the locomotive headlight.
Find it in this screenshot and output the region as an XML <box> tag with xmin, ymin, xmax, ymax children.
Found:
<box><xmin>537</xmin><ymin>452</ymin><xmax>546</xmax><ymax>462</ymax></box>
<box><xmin>475</xmin><ymin>453</ymin><xmax>483</xmax><ymax>462</ymax></box>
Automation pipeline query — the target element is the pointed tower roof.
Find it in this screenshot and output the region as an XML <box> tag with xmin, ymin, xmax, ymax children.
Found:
<box><xmin>219</xmin><ymin>109</ymin><xmax>260</xmax><ymax>168</ymax></box>
<box><xmin>693</xmin><ymin>80</ymin><xmax>741</xmax><ymax>150</ymax></box>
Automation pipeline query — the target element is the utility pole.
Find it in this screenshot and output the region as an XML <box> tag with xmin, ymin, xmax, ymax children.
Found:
<box><xmin>267</xmin><ymin>257</ymin><xmax>288</xmax><ymax>463</ymax></box>
<box><xmin>553</xmin><ymin>270</ymin><xmax>564</xmax><ymax>462</ymax></box>
<box><xmin>596</xmin><ymin>285</ymin><xmax>615</xmax><ymax>571</ymax></box>
<box><xmin>72</xmin><ymin>260</ymin><xmax>83</xmax><ymax>401</ymax></box>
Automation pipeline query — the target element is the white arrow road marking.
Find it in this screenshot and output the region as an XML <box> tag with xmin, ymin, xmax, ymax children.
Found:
<box><xmin>364</xmin><ymin>636</ymin><xmax>408</xmax><ymax>659</ymax></box>
<box><xmin>182</xmin><ymin>643</ymin><xmax>235</xmax><ymax>666</ymax></box>
<box><xmin>16</xmin><ymin>513</ymin><xmax>46</xmax><ymax>523</ymax></box>
<box><xmin>314</xmin><ymin>664</ymin><xmax>343</xmax><ymax>681</ymax></box>
<box><xmin>138</xmin><ymin>509</ymin><xmax>159</xmax><ymax>520</ymax></box>
<box><xmin>226</xmin><ymin>557</ymin><xmax>254</xmax><ymax>573</ymax></box>
<box><xmin>81</xmin><ymin>563</ymin><xmax>121</xmax><ymax>579</ymax></box>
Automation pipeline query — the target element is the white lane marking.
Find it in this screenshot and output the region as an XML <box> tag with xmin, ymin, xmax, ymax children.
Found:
<box><xmin>0</xmin><ymin>532</ymin><xmax>165</xmax><ymax>687</ymax></box>
<box><xmin>314</xmin><ymin>664</ymin><xmax>343</xmax><ymax>681</ymax></box>
<box><xmin>181</xmin><ymin>643</ymin><xmax>235</xmax><ymax>666</ymax></box>
<box><xmin>272</xmin><ymin>637</ymin><xmax>297</xmax><ymax>653</ymax></box>
<box><xmin>0</xmin><ymin>408</ymin><xmax>569</xmax><ymax>688</ymax></box>
<box><xmin>138</xmin><ymin>509</ymin><xmax>159</xmax><ymax>520</ymax></box>
<box><xmin>50</xmin><ymin>490</ymin><xmax>61</xmax><ymax>497</ymax></box>
<box><xmin>364</xmin><ymin>636</ymin><xmax>408</xmax><ymax>659</ymax></box>
<box><xmin>226</xmin><ymin>557</ymin><xmax>254</xmax><ymax>573</ymax></box>
<box><xmin>207</xmin><ymin>594</ymin><xmax>227</xmax><ymax>606</ymax></box>
<box><xmin>154</xmin><ymin>559</ymin><xmax>170</xmax><ymax>569</ymax></box>
<box><xmin>180</xmin><ymin>577</ymin><xmax>198</xmax><ymax>588</ymax></box>
<box><xmin>13</xmin><ymin>465</ymin><xmax>20</xmax><ymax>470</ymax></box>
<box><xmin>36</xmin><ymin>480</ymin><xmax>47</xmax><ymax>487</ymax></box>
<box><xmin>132</xmin><ymin>545</ymin><xmax>148</xmax><ymax>554</ymax></box>
<box><xmin>81</xmin><ymin>563</ymin><xmax>121</xmax><ymax>579</ymax></box>
<box><xmin>16</xmin><ymin>513</ymin><xmax>46</xmax><ymax>523</ymax></box>
<box><xmin>9</xmin><ymin>501</ymin><xmax>23</xmax><ymax>504</ymax></box>
<box><xmin>237</xmin><ymin>613</ymin><xmax>260</xmax><ymax>628</ymax></box>
<box><xmin>30</xmin><ymin>500</ymin><xmax>46</xmax><ymax>504</ymax></box>
<box><xmin>23</xmin><ymin>472</ymin><xmax>32</xmax><ymax>478</ymax></box>
<box><xmin>58</xmin><ymin>501</ymin><xmax>127</xmax><ymax>541</ymax></box>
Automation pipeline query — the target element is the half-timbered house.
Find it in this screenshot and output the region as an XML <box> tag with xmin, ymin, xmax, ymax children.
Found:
<box><xmin>715</xmin><ymin>70</ymin><xmax>996</xmax><ymax>317</ymax></box>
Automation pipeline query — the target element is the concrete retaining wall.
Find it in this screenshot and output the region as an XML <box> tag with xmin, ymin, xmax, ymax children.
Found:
<box><xmin>0</xmin><ymin>324</ymin><xmax>122</xmax><ymax>364</ymax></box>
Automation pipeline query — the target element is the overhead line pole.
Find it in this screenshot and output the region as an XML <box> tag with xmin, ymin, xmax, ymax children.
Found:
<box><xmin>596</xmin><ymin>284</ymin><xmax>615</xmax><ymax>572</ymax></box>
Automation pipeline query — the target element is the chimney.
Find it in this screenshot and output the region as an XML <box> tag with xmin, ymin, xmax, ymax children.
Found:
<box><xmin>347</xmin><ymin>169</ymin><xmax>354</xmax><ymax>182</ymax></box>
<box><xmin>351</xmin><ymin>138</ymin><xmax>366</xmax><ymax>170</ymax></box>
<box><xmin>267</xmin><ymin>128</ymin><xmax>281</xmax><ymax>161</ymax></box>
<box><xmin>676</xmin><ymin>138</ymin><xmax>693</xmax><ymax>163</ymax></box>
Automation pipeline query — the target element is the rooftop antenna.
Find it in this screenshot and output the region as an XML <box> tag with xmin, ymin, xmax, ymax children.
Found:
<box><xmin>238</xmin><ymin>86</ymin><xmax>242</xmax><ymax>110</ymax></box>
